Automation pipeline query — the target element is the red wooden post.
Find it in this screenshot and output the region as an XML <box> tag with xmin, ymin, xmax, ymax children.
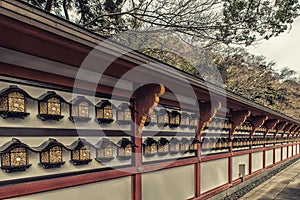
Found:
<box><xmin>131</xmin><ymin>84</ymin><xmax>165</xmax><ymax>200</ymax></box>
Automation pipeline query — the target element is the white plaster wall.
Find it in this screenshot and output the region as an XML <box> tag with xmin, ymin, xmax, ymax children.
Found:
<box><xmin>275</xmin><ymin>148</ymin><xmax>281</xmax><ymax>163</ymax></box>
<box><xmin>142</xmin><ymin>165</ymin><xmax>194</xmax><ymax>200</ymax></box>
<box><xmin>251</xmin><ymin>152</ymin><xmax>263</xmax><ymax>172</ymax></box>
<box><xmin>293</xmin><ymin>145</ymin><xmax>297</xmax><ymax>156</ymax></box>
<box><xmin>265</xmin><ymin>150</ymin><xmax>273</xmax><ymax>166</ymax></box>
<box><xmin>282</xmin><ymin>147</ymin><xmax>287</xmax><ymax>160</ymax></box>
<box><xmin>232</xmin><ymin>154</ymin><xmax>249</xmax><ymax>181</ymax></box>
<box><xmin>200</xmin><ymin>158</ymin><xmax>228</xmax><ymax>193</ymax></box>
<box><xmin>6</xmin><ymin>176</ymin><xmax>131</xmax><ymax>200</ymax></box>
<box><xmin>0</xmin><ymin>136</ymin><xmax>131</xmax><ymax>182</ymax></box>
<box><xmin>288</xmin><ymin>146</ymin><xmax>292</xmax><ymax>157</ymax></box>
<box><xmin>297</xmin><ymin>144</ymin><xmax>300</xmax><ymax>154</ymax></box>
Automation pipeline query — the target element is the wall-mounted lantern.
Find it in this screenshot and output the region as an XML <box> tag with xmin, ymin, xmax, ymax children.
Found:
<box><xmin>180</xmin><ymin>113</ymin><xmax>190</xmax><ymax>128</ymax></box>
<box><xmin>144</xmin><ymin>110</ymin><xmax>157</xmax><ymax>127</ymax></box>
<box><xmin>157</xmin><ymin>109</ymin><xmax>169</xmax><ymax>127</ymax></box>
<box><xmin>95</xmin><ymin>100</ymin><xmax>114</xmax><ymax>124</ymax></box>
<box><xmin>169</xmin><ymin>111</ymin><xmax>181</xmax><ymax>128</ymax></box>
<box><xmin>116</xmin><ymin>103</ymin><xmax>132</xmax><ymax>125</ymax></box>
<box><xmin>201</xmin><ymin>138</ymin><xmax>209</xmax><ymax>151</ymax></box>
<box><xmin>117</xmin><ymin>138</ymin><xmax>136</xmax><ymax>160</ymax></box>
<box><xmin>0</xmin><ymin>85</ymin><xmax>33</xmax><ymax>119</ymax></box>
<box><xmin>180</xmin><ymin>138</ymin><xmax>190</xmax><ymax>154</ymax></box>
<box><xmin>143</xmin><ymin>138</ymin><xmax>158</xmax><ymax>157</ymax></box>
<box><xmin>68</xmin><ymin>138</ymin><xmax>94</xmax><ymax>165</ymax></box>
<box><xmin>169</xmin><ymin>138</ymin><xmax>180</xmax><ymax>154</ymax></box>
<box><xmin>189</xmin><ymin>138</ymin><xmax>201</xmax><ymax>152</ymax></box>
<box><xmin>37</xmin><ymin>91</ymin><xmax>66</xmax><ymax>121</ymax></box>
<box><xmin>189</xmin><ymin>114</ymin><xmax>199</xmax><ymax>129</ymax></box>
<box><xmin>36</xmin><ymin>138</ymin><xmax>66</xmax><ymax>169</ymax></box>
<box><xmin>0</xmin><ymin>138</ymin><xmax>36</xmax><ymax>173</ymax></box>
<box><xmin>157</xmin><ymin>138</ymin><xmax>169</xmax><ymax>156</ymax></box>
<box><xmin>69</xmin><ymin>96</ymin><xmax>93</xmax><ymax>123</ymax></box>
<box><xmin>95</xmin><ymin>138</ymin><xmax>116</xmax><ymax>162</ymax></box>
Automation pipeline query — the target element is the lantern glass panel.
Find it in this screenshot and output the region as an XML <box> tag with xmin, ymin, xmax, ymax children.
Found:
<box><xmin>170</xmin><ymin>143</ymin><xmax>180</xmax><ymax>152</ymax></box>
<box><xmin>10</xmin><ymin>147</ymin><xmax>27</xmax><ymax>166</ymax></box>
<box><xmin>150</xmin><ymin>113</ymin><xmax>157</xmax><ymax>123</ymax></box>
<box><xmin>41</xmin><ymin>151</ymin><xmax>49</xmax><ymax>163</ymax></box>
<box><xmin>190</xmin><ymin>143</ymin><xmax>198</xmax><ymax>151</ymax></box>
<box><xmin>181</xmin><ymin>143</ymin><xmax>189</xmax><ymax>151</ymax></box>
<box><xmin>79</xmin><ymin>147</ymin><xmax>91</xmax><ymax>160</ymax></box>
<box><xmin>181</xmin><ymin>116</ymin><xmax>190</xmax><ymax>126</ymax></box>
<box><xmin>0</xmin><ymin>97</ymin><xmax>8</xmax><ymax>111</ymax></box>
<box><xmin>145</xmin><ymin>144</ymin><xmax>157</xmax><ymax>154</ymax></box>
<box><xmin>48</xmin><ymin>97</ymin><xmax>61</xmax><ymax>115</ymax></box>
<box><xmin>1</xmin><ymin>153</ymin><xmax>10</xmax><ymax>166</ymax></box>
<box><xmin>49</xmin><ymin>146</ymin><xmax>63</xmax><ymax>163</ymax></box>
<box><xmin>97</xmin><ymin>105</ymin><xmax>113</xmax><ymax>119</ymax></box>
<box><xmin>98</xmin><ymin>145</ymin><xmax>113</xmax><ymax>158</ymax></box>
<box><xmin>158</xmin><ymin>144</ymin><xmax>169</xmax><ymax>153</ymax></box>
<box><xmin>8</xmin><ymin>92</ymin><xmax>25</xmax><ymax>112</ymax></box>
<box><xmin>124</xmin><ymin>145</ymin><xmax>132</xmax><ymax>156</ymax></box>
<box><xmin>78</xmin><ymin>102</ymin><xmax>90</xmax><ymax>117</ymax></box>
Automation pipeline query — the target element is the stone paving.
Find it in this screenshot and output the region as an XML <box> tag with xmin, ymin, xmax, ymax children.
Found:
<box><xmin>239</xmin><ymin>160</ymin><xmax>300</xmax><ymax>200</ymax></box>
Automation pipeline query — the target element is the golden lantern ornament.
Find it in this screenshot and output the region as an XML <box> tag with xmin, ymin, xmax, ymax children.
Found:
<box><xmin>157</xmin><ymin>109</ymin><xmax>169</xmax><ymax>127</ymax></box>
<box><xmin>189</xmin><ymin>114</ymin><xmax>199</xmax><ymax>129</ymax></box>
<box><xmin>169</xmin><ymin>138</ymin><xmax>180</xmax><ymax>154</ymax></box>
<box><xmin>116</xmin><ymin>103</ymin><xmax>132</xmax><ymax>125</ymax></box>
<box><xmin>169</xmin><ymin>111</ymin><xmax>181</xmax><ymax>128</ymax></box>
<box><xmin>117</xmin><ymin>138</ymin><xmax>136</xmax><ymax>160</ymax></box>
<box><xmin>95</xmin><ymin>138</ymin><xmax>116</xmax><ymax>162</ymax></box>
<box><xmin>68</xmin><ymin>138</ymin><xmax>94</xmax><ymax>165</ymax></box>
<box><xmin>157</xmin><ymin>138</ymin><xmax>169</xmax><ymax>156</ymax></box>
<box><xmin>144</xmin><ymin>110</ymin><xmax>158</xmax><ymax>127</ymax></box>
<box><xmin>0</xmin><ymin>85</ymin><xmax>32</xmax><ymax>119</ymax></box>
<box><xmin>0</xmin><ymin>138</ymin><xmax>36</xmax><ymax>173</ymax></box>
<box><xmin>37</xmin><ymin>91</ymin><xmax>66</xmax><ymax>121</ymax></box>
<box><xmin>180</xmin><ymin>113</ymin><xmax>190</xmax><ymax>128</ymax></box>
<box><xmin>189</xmin><ymin>138</ymin><xmax>201</xmax><ymax>153</ymax></box>
<box><xmin>36</xmin><ymin>138</ymin><xmax>66</xmax><ymax>169</ymax></box>
<box><xmin>95</xmin><ymin>100</ymin><xmax>114</xmax><ymax>124</ymax></box>
<box><xmin>69</xmin><ymin>96</ymin><xmax>93</xmax><ymax>123</ymax></box>
<box><xmin>180</xmin><ymin>138</ymin><xmax>190</xmax><ymax>154</ymax></box>
<box><xmin>143</xmin><ymin>138</ymin><xmax>158</xmax><ymax>157</ymax></box>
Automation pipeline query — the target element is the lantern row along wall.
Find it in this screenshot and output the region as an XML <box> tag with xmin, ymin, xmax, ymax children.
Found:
<box><xmin>0</xmin><ymin>138</ymin><xmax>135</xmax><ymax>173</ymax></box>
<box><xmin>200</xmin><ymin>137</ymin><xmax>299</xmax><ymax>153</ymax></box>
<box><xmin>0</xmin><ymin>85</ymin><xmax>199</xmax><ymax>129</ymax></box>
<box><xmin>142</xmin><ymin>137</ymin><xmax>199</xmax><ymax>157</ymax></box>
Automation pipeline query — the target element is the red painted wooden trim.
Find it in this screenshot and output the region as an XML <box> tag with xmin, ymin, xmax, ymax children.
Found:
<box><xmin>201</xmin><ymin>153</ymin><xmax>231</xmax><ymax>162</ymax></box>
<box><xmin>249</xmin><ymin>152</ymin><xmax>252</xmax><ymax>175</ymax></box>
<box><xmin>0</xmin><ymin>167</ymin><xmax>135</xmax><ymax>199</ymax></box>
<box><xmin>132</xmin><ymin>102</ymin><xmax>142</xmax><ymax>200</ymax></box>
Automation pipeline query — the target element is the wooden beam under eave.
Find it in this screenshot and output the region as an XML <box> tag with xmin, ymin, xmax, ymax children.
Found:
<box><xmin>263</xmin><ymin>119</ymin><xmax>279</xmax><ymax>137</ymax></box>
<box><xmin>132</xmin><ymin>83</ymin><xmax>165</xmax><ymax>134</ymax></box>
<box><xmin>229</xmin><ymin>110</ymin><xmax>251</xmax><ymax>139</ymax></box>
<box><xmin>198</xmin><ymin>101</ymin><xmax>222</xmax><ymax>135</ymax></box>
<box><xmin>289</xmin><ymin>125</ymin><xmax>298</xmax><ymax>134</ymax></box>
<box><xmin>249</xmin><ymin>115</ymin><xmax>268</xmax><ymax>138</ymax></box>
<box><xmin>274</xmin><ymin>121</ymin><xmax>288</xmax><ymax>137</ymax></box>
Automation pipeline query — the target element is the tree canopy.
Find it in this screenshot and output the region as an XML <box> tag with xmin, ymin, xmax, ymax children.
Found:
<box><xmin>23</xmin><ymin>0</ymin><xmax>300</xmax><ymax>46</ymax></box>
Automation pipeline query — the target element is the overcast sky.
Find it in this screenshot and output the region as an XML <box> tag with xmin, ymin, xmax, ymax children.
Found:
<box><xmin>248</xmin><ymin>16</ymin><xmax>300</xmax><ymax>77</ymax></box>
